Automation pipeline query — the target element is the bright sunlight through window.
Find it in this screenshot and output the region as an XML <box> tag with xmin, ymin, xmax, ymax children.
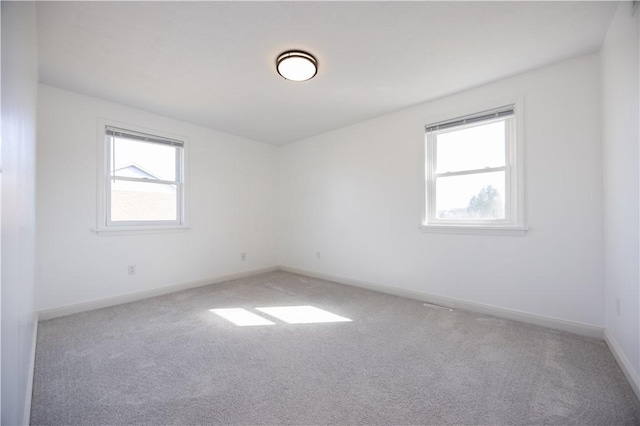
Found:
<box><xmin>209</xmin><ymin>306</ymin><xmax>352</xmax><ymax>326</ymax></box>
<box><xmin>422</xmin><ymin>102</ymin><xmax>526</xmax><ymax>236</ymax></box>
<box><xmin>209</xmin><ymin>308</ymin><xmax>275</xmax><ymax>326</ymax></box>
<box><xmin>256</xmin><ymin>306</ymin><xmax>352</xmax><ymax>324</ymax></box>
<box><xmin>101</xmin><ymin>125</ymin><xmax>185</xmax><ymax>228</ymax></box>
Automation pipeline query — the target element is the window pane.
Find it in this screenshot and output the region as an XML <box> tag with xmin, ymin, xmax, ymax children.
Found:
<box><xmin>112</xmin><ymin>137</ymin><xmax>177</xmax><ymax>181</ymax></box>
<box><xmin>436</xmin><ymin>120</ymin><xmax>506</xmax><ymax>173</ymax></box>
<box><xmin>111</xmin><ymin>180</ymin><xmax>177</xmax><ymax>222</ymax></box>
<box><xmin>435</xmin><ymin>171</ymin><xmax>505</xmax><ymax>220</ymax></box>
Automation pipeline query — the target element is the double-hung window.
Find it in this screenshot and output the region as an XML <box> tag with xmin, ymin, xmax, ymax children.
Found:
<box><xmin>100</xmin><ymin>125</ymin><xmax>185</xmax><ymax>230</ymax></box>
<box><xmin>423</xmin><ymin>104</ymin><xmax>525</xmax><ymax>235</ymax></box>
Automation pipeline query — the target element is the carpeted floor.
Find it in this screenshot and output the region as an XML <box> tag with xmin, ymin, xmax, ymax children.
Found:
<box><xmin>31</xmin><ymin>271</ymin><xmax>640</xmax><ymax>425</ymax></box>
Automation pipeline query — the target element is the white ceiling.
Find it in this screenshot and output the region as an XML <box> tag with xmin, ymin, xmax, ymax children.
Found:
<box><xmin>36</xmin><ymin>1</ymin><xmax>617</xmax><ymax>145</ymax></box>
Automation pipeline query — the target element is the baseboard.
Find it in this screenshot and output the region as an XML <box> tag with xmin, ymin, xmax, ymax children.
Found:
<box><xmin>279</xmin><ymin>265</ymin><xmax>605</xmax><ymax>339</ymax></box>
<box><xmin>23</xmin><ymin>312</ymin><xmax>39</xmax><ymax>425</ymax></box>
<box><xmin>38</xmin><ymin>264</ymin><xmax>605</xmax><ymax>338</ymax></box>
<box><xmin>605</xmin><ymin>329</ymin><xmax>640</xmax><ymax>400</ymax></box>
<box><xmin>38</xmin><ymin>266</ymin><xmax>279</xmax><ymax>320</ymax></box>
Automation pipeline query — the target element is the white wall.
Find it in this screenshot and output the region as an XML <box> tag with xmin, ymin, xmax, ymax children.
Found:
<box><xmin>601</xmin><ymin>1</ymin><xmax>640</xmax><ymax>391</ymax></box>
<box><xmin>279</xmin><ymin>53</ymin><xmax>604</xmax><ymax>328</ymax></box>
<box><xmin>1</xmin><ymin>2</ymin><xmax>39</xmax><ymax>424</ymax></box>
<box><xmin>26</xmin><ymin>2</ymin><xmax>640</xmax><ymax>405</ymax></box>
<box><xmin>36</xmin><ymin>85</ymin><xmax>278</xmax><ymax>311</ymax></box>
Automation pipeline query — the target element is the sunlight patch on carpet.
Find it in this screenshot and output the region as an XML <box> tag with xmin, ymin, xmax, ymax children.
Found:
<box><xmin>209</xmin><ymin>308</ymin><xmax>275</xmax><ymax>326</ymax></box>
<box><xmin>256</xmin><ymin>306</ymin><xmax>352</xmax><ymax>324</ymax></box>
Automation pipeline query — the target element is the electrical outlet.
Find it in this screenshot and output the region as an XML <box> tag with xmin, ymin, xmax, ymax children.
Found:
<box><xmin>127</xmin><ymin>265</ymin><xmax>136</xmax><ymax>276</ymax></box>
<box><xmin>316</xmin><ymin>251</ymin><xmax>320</xmax><ymax>259</ymax></box>
<box><xmin>241</xmin><ymin>252</ymin><xmax>246</xmax><ymax>261</ymax></box>
<box><xmin>616</xmin><ymin>298</ymin><xmax>621</xmax><ymax>316</ymax></box>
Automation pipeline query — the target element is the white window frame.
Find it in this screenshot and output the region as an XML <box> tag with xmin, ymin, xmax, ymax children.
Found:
<box><xmin>95</xmin><ymin>120</ymin><xmax>189</xmax><ymax>235</ymax></box>
<box><xmin>420</xmin><ymin>100</ymin><xmax>526</xmax><ymax>236</ymax></box>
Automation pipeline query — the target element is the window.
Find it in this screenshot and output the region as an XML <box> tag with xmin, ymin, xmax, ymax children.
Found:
<box><xmin>98</xmin><ymin>124</ymin><xmax>185</xmax><ymax>231</ymax></box>
<box><xmin>423</xmin><ymin>104</ymin><xmax>525</xmax><ymax>236</ymax></box>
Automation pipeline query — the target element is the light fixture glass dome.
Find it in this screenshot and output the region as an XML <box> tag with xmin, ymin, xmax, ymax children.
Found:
<box><xmin>276</xmin><ymin>51</ymin><xmax>317</xmax><ymax>82</ymax></box>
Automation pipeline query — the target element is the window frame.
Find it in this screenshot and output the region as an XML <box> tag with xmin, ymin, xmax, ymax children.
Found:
<box><xmin>95</xmin><ymin>120</ymin><xmax>189</xmax><ymax>235</ymax></box>
<box><xmin>421</xmin><ymin>99</ymin><xmax>526</xmax><ymax>236</ymax></box>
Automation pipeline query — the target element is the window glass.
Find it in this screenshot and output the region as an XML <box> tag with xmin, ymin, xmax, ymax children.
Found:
<box><xmin>112</xmin><ymin>137</ymin><xmax>177</xmax><ymax>181</ymax></box>
<box><xmin>435</xmin><ymin>171</ymin><xmax>505</xmax><ymax>220</ymax></box>
<box><xmin>110</xmin><ymin>180</ymin><xmax>178</xmax><ymax>222</ymax></box>
<box><xmin>436</xmin><ymin>121</ymin><xmax>505</xmax><ymax>173</ymax></box>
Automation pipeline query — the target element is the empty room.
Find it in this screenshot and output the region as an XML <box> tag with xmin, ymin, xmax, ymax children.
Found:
<box><xmin>3</xmin><ymin>0</ymin><xmax>640</xmax><ymax>424</ymax></box>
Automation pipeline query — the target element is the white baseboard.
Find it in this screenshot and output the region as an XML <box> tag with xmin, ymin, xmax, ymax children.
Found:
<box><xmin>279</xmin><ymin>265</ymin><xmax>605</xmax><ymax>340</ymax></box>
<box><xmin>605</xmin><ymin>329</ymin><xmax>640</xmax><ymax>400</ymax></box>
<box><xmin>38</xmin><ymin>264</ymin><xmax>606</xmax><ymax>339</ymax></box>
<box><xmin>38</xmin><ymin>266</ymin><xmax>279</xmax><ymax>320</ymax></box>
<box><xmin>23</xmin><ymin>312</ymin><xmax>39</xmax><ymax>426</ymax></box>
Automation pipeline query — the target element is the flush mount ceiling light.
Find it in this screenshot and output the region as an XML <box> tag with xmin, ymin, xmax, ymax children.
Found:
<box><xmin>276</xmin><ymin>50</ymin><xmax>318</xmax><ymax>82</ymax></box>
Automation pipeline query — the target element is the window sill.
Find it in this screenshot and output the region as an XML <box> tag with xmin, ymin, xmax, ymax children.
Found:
<box><xmin>93</xmin><ymin>225</ymin><xmax>190</xmax><ymax>237</ymax></box>
<box><xmin>419</xmin><ymin>225</ymin><xmax>528</xmax><ymax>237</ymax></box>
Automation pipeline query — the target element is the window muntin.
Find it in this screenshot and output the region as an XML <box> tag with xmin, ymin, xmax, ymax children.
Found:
<box><xmin>425</xmin><ymin>105</ymin><xmax>518</xmax><ymax>227</ymax></box>
<box><xmin>104</xmin><ymin>126</ymin><xmax>184</xmax><ymax>227</ymax></box>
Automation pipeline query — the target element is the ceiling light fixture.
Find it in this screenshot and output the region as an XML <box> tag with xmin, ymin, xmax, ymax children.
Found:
<box><xmin>276</xmin><ymin>50</ymin><xmax>318</xmax><ymax>82</ymax></box>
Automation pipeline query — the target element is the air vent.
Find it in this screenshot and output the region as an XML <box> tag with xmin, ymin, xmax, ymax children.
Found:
<box><xmin>423</xmin><ymin>302</ymin><xmax>454</xmax><ymax>312</ymax></box>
